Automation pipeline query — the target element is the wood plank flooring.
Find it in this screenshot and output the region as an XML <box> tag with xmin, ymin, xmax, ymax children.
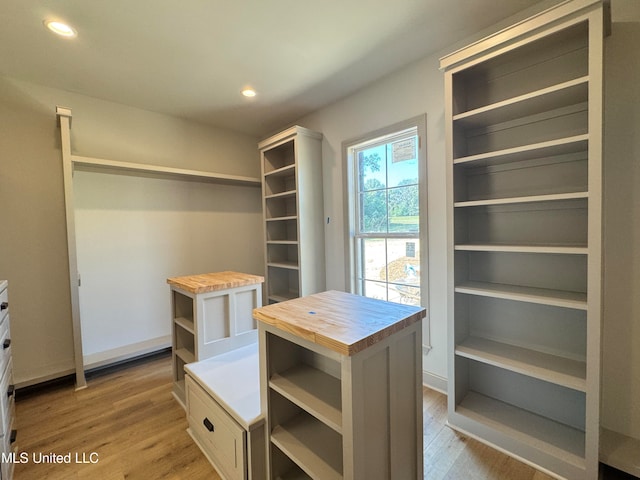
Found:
<box><xmin>13</xmin><ymin>352</ymin><xmax>636</xmax><ymax>479</ymax></box>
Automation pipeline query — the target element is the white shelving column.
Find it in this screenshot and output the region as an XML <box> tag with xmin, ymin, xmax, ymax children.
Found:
<box><xmin>259</xmin><ymin>126</ymin><xmax>325</xmax><ymax>304</ymax></box>
<box><xmin>440</xmin><ymin>1</ymin><xmax>608</xmax><ymax>479</ymax></box>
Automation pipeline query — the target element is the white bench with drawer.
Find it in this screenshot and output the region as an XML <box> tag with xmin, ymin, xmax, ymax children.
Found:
<box><xmin>185</xmin><ymin>342</ymin><xmax>264</xmax><ymax>480</ymax></box>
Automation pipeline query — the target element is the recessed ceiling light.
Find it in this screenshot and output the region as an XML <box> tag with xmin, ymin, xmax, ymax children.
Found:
<box><xmin>242</xmin><ymin>88</ymin><xmax>257</xmax><ymax>98</ymax></box>
<box><xmin>44</xmin><ymin>20</ymin><xmax>77</xmax><ymax>38</ymax></box>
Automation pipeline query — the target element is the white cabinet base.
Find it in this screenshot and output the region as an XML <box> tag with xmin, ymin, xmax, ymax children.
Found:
<box><xmin>185</xmin><ymin>343</ymin><xmax>265</xmax><ymax>480</ymax></box>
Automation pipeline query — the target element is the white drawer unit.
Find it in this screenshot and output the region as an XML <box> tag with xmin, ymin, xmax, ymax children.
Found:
<box><xmin>0</xmin><ymin>280</ymin><xmax>16</xmax><ymax>480</ymax></box>
<box><xmin>185</xmin><ymin>343</ymin><xmax>265</xmax><ymax>480</ymax></box>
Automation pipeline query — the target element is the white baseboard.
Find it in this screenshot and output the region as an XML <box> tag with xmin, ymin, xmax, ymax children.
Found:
<box><xmin>83</xmin><ymin>335</ymin><xmax>171</xmax><ymax>370</ymax></box>
<box><xmin>422</xmin><ymin>370</ymin><xmax>447</xmax><ymax>394</ymax></box>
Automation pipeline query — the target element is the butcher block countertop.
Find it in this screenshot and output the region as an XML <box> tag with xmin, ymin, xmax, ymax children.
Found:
<box><xmin>167</xmin><ymin>271</ymin><xmax>264</xmax><ymax>294</ymax></box>
<box><xmin>253</xmin><ymin>290</ymin><xmax>426</xmax><ymax>356</ymax></box>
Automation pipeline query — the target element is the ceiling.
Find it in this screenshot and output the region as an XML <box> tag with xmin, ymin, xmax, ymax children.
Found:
<box><xmin>1</xmin><ymin>0</ymin><xmax>551</xmax><ymax>136</ymax></box>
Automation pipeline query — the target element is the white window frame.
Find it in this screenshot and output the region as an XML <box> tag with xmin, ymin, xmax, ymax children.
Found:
<box><xmin>343</xmin><ymin>115</ymin><xmax>429</xmax><ymax>316</ymax></box>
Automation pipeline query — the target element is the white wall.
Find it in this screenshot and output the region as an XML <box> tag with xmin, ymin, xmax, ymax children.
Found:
<box><xmin>74</xmin><ymin>171</ymin><xmax>262</xmax><ymax>365</ymax></box>
<box><xmin>297</xmin><ymin>55</ymin><xmax>449</xmax><ymax>387</ymax></box>
<box><xmin>0</xmin><ymin>76</ymin><xmax>262</xmax><ymax>385</ymax></box>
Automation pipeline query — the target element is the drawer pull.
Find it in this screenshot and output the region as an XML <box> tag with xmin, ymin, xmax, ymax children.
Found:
<box><xmin>203</xmin><ymin>417</ymin><xmax>215</xmax><ymax>433</ymax></box>
<box><xmin>3</xmin><ymin>339</ymin><xmax>10</xmax><ymax>349</ymax></box>
<box><xmin>0</xmin><ymin>302</ymin><xmax>7</xmax><ymax>311</ymax></box>
<box><xmin>10</xmin><ymin>430</ymin><xmax>17</xmax><ymax>444</ymax></box>
<box><xmin>7</xmin><ymin>385</ymin><xmax>15</xmax><ymax>398</ymax></box>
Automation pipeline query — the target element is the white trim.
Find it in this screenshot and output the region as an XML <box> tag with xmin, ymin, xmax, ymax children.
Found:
<box><xmin>342</xmin><ymin>115</ymin><xmax>429</xmax><ymax>314</ymax></box>
<box><xmin>422</xmin><ymin>370</ymin><xmax>447</xmax><ymax>395</ymax></box>
<box><xmin>83</xmin><ymin>335</ymin><xmax>171</xmax><ymax>370</ymax></box>
<box><xmin>56</xmin><ymin>106</ymin><xmax>87</xmax><ymax>390</ymax></box>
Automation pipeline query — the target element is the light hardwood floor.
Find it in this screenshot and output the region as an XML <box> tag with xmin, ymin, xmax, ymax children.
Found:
<box><xmin>13</xmin><ymin>352</ymin><xmax>635</xmax><ymax>479</ymax></box>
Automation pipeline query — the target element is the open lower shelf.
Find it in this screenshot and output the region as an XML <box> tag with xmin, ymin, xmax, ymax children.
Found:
<box><xmin>456</xmin><ymin>337</ymin><xmax>586</xmax><ymax>392</ymax></box>
<box><xmin>454</xmin><ymin>191</ymin><xmax>588</xmax><ymax>208</ymax></box>
<box><xmin>268</xmin><ymin>262</ymin><xmax>300</xmax><ymax>270</ymax></box>
<box><xmin>455</xmin><ymin>281</ymin><xmax>587</xmax><ymax>310</ymax></box>
<box><xmin>268</xmin><ymin>293</ymin><xmax>299</xmax><ymax>304</ymax></box>
<box><xmin>270</xmin><ymin>364</ymin><xmax>342</xmax><ymax>433</ymax></box>
<box><xmin>456</xmin><ymin>391</ymin><xmax>585</xmax><ymax>467</ymax></box>
<box><xmin>454</xmin><ymin>244</ymin><xmax>587</xmax><ymax>255</ymax></box>
<box><xmin>277</xmin><ymin>467</ymin><xmax>312</xmax><ymax>480</ymax></box>
<box><xmin>600</xmin><ymin>428</ymin><xmax>640</xmax><ymax>477</ymax></box>
<box><xmin>453</xmin><ymin>134</ymin><xmax>589</xmax><ymax>167</ymax></box>
<box><xmin>453</xmin><ymin>77</ymin><xmax>588</xmax><ymax>128</ymax></box>
<box><xmin>271</xmin><ymin>413</ymin><xmax>343</xmax><ymax>480</ymax></box>
<box><xmin>174</xmin><ymin>316</ymin><xmax>195</xmax><ymax>334</ymax></box>
<box><xmin>175</xmin><ymin>348</ymin><xmax>195</xmax><ymax>364</ymax></box>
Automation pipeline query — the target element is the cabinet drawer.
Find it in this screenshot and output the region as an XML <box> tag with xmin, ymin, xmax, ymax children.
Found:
<box><xmin>0</xmin><ymin>316</ymin><xmax>10</xmax><ymax>373</ymax></box>
<box><xmin>1</xmin><ymin>424</ymin><xmax>17</xmax><ymax>480</ymax></box>
<box><xmin>0</xmin><ymin>287</ymin><xmax>8</xmax><ymax>324</ymax></box>
<box><xmin>186</xmin><ymin>375</ymin><xmax>245</xmax><ymax>480</ymax></box>
<box><xmin>0</xmin><ymin>359</ymin><xmax>14</xmax><ymax>437</ymax></box>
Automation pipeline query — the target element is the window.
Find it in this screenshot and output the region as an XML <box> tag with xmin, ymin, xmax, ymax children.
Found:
<box><xmin>344</xmin><ymin>116</ymin><xmax>427</xmax><ymax>307</ymax></box>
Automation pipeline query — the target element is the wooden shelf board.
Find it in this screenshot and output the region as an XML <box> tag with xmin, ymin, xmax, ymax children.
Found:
<box><xmin>268</xmin><ymin>293</ymin><xmax>299</xmax><ymax>304</ymax></box>
<box><xmin>453</xmin><ymin>134</ymin><xmax>589</xmax><ymax>167</ymax></box>
<box><xmin>72</xmin><ymin>155</ymin><xmax>261</xmax><ymax>186</ymax></box>
<box><xmin>174</xmin><ymin>317</ymin><xmax>195</xmax><ymax>334</ymax></box>
<box><xmin>456</xmin><ymin>337</ymin><xmax>586</xmax><ymax>392</ymax></box>
<box><xmin>175</xmin><ymin>348</ymin><xmax>195</xmax><ymax>364</ymax></box>
<box><xmin>600</xmin><ymin>428</ymin><xmax>640</xmax><ymax>477</ymax></box>
<box><xmin>264</xmin><ymin>164</ymin><xmax>296</xmax><ymax>177</ymax></box>
<box><xmin>267</xmin><ymin>262</ymin><xmax>300</xmax><ymax>271</ymax></box>
<box><xmin>266</xmin><ymin>190</ymin><xmax>297</xmax><ymax>200</ymax></box>
<box><xmin>453</xmin><ymin>77</ymin><xmax>588</xmax><ymax>128</ymax></box>
<box><xmin>266</xmin><ymin>216</ymin><xmax>299</xmax><ymax>222</ymax></box>
<box><xmin>454</xmin><ymin>244</ymin><xmax>588</xmax><ymax>255</ymax></box>
<box><xmin>457</xmin><ymin>391</ymin><xmax>586</xmax><ymax>467</ymax></box>
<box><xmin>276</xmin><ymin>468</ymin><xmax>312</xmax><ymax>480</ymax></box>
<box><xmin>271</xmin><ymin>414</ymin><xmax>343</xmax><ymax>480</ymax></box>
<box><xmin>268</xmin><ymin>241</ymin><xmax>299</xmax><ymax>246</ymax></box>
<box><xmin>454</xmin><ymin>281</ymin><xmax>587</xmax><ymax>310</ymax></box>
<box><xmin>270</xmin><ymin>364</ymin><xmax>342</xmax><ymax>433</ymax></box>
<box><xmin>454</xmin><ymin>191</ymin><xmax>588</xmax><ymax>208</ymax></box>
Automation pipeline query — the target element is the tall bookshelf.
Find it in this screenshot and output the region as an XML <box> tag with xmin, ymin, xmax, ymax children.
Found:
<box><xmin>259</xmin><ymin>126</ymin><xmax>325</xmax><ymax>304</ymax></box>
<box><xmin>440</xmin><ymin>1</ymin><xmax>608</xmax><ymax>478</ymax></box>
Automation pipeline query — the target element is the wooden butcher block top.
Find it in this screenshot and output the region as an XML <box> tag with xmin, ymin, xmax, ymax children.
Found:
<box><xmin>167</xmin><ymin>271</ymin><xmax>264</xmax><ymax>294</ymax></box>
<box><xmin>253</xmin><ymin>290</ymin><xmax>426</xmax><ymax>356</ymax></box>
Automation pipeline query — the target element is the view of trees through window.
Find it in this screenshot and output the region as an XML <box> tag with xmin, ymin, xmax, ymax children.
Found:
<box><xmin>353</xmin><ymin>129</ymin><xmax>421</xmax><ymax>305</ymax></box>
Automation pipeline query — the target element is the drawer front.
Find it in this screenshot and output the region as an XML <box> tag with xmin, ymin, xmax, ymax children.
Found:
<box><xmin>1</xmin><ymin>423</ymin><xmax>16</xmax><ymax>480</ymax></box>
<box><xmin>0</xmin><ymin>286</ymin><xmax>8</xmax><ymax>324</ymax></box>
<box><xmin>186</xmin><ymin>375</ymin><xmax>245</xmax><ymax>480</ymax></box>
<box><xmin>0</xmin><ymin>359</ymin><xmax>14</xmax><ymax>437</ymax></box>
<box><xmin>0</xmin><ymin>314</ymin><xmax>10</xmax><ymax>372</ymax></box>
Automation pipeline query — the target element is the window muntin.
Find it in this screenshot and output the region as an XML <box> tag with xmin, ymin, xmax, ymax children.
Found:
<box><xmin>352</xmin><ymin>127</ymin><xmax>421</xmax><ymax>305</ymax></box>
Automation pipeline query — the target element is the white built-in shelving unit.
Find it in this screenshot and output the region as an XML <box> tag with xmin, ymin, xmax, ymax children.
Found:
<box><xmin>56</xmin><ymin>107</ymin><xmax>262</xmax><ymax>389</ymax></box>
<box><xmin>259</xmin><ymin>126</ymin><xmax>325</xmax><ymax>304</ymax></box>
<box><xmin>440</xmin><ymin>1</ymin><xmax>608</xmax><ymax>478</ymax></box>
<box><xmin>166</xmin><ymin>272</ymin><xmax>263</xmax><ymax>407</ymax></box>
